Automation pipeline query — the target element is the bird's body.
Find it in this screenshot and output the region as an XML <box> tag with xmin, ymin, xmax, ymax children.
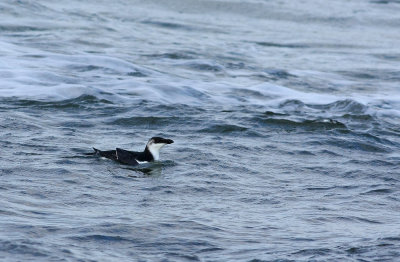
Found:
<box><xmin>92</xmin><ymin>137</ymin><xmax>173</xmax><ymax>166</ymax></box>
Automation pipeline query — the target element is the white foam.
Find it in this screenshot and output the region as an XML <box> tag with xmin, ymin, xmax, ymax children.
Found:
<box><xmin>1</xmin><ymin>33</ymin><xmax>399</xmax><ymax>121</ymax></box>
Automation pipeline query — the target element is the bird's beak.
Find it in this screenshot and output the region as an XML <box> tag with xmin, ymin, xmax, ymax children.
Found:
<box><xmin>164</xmin><ymin>139</ymin><xmax>174</xmax><ymax>144</ymax></box>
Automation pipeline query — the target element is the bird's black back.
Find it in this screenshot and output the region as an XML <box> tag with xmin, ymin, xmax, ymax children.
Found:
<box><xmin>92</xmin><ymin>146</ymin><xmax>154</xmax><ymax>165</ymax></box>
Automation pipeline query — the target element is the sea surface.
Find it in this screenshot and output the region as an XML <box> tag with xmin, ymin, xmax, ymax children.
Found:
<box><xmin>1</xmin><ymin>0</ymin><xmax>400</xmax><ymax>261</ymax></box>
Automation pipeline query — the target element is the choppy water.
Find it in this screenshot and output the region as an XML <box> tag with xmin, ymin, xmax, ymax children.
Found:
<box><xmin>1</xmin><ymin>0</ymin><xmax>400</xmax><ymax>261</ymax></box>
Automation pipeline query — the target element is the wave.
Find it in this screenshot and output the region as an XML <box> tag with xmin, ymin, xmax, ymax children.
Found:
<box><xmin>110</xmin><ymin>116</ymin><xmax>179</xmax><ymax>126</ymax></box>
<box><xmin>253</xmin><ymin>116</ymin><xmax>347</xmax><ymax>131</ymax></box>
<box><xmin>1</xmin><ymin>38</ymin><xmax>400</xmax><ymax>123</ymax></box>
<box><xmin>200</xmin><ymin>124</ymin><xmax>248</xmax><ymax>133</ymax></box>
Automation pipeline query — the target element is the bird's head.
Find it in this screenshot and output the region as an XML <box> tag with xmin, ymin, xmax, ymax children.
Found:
<box><xmin>146</xmin><ymin>137</ymin><xmax>174</xmax><ymax>160</ymax></box>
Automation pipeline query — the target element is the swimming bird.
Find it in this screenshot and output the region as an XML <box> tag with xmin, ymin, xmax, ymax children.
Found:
<box><xmin>91</xmin><ymin>137</ymin><xmax>174</xmax><ymax>166</ymax></box>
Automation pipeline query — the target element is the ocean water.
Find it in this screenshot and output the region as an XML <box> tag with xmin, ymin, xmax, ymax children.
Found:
<box><xmin>1</xmin><ymin>0</ymin><xmax>400</xmax><ymax>261</ymax></box>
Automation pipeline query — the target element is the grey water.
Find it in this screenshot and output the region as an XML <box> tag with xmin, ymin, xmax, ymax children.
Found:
<box><xmin>1</xmin><ymin>0</ymin><xmax>400</xmax><ymax>261</ymax></box>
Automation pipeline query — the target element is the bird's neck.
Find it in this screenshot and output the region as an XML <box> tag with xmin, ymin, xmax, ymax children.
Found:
<box><xmin>144</xmin><ymin>146</ymin><xmax>158</xmax><ymax>161</ymax></box>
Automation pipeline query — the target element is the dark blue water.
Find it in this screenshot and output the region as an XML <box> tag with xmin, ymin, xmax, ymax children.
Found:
<box><xmin>1</xmin><ymin>0</ymin><xmax>400</xmax><ymax>261</ymax></box>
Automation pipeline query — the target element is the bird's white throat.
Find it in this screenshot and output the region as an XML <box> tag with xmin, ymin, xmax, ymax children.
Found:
<box><xmin>147</xmin><ymin>143</ymin><xmax>167</xmax><ymax>161</ymax></box>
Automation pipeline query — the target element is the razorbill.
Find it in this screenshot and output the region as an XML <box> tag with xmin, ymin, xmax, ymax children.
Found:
<box><xmin>92</xmin><ymin>137</ymin><xmax>174</xmax><ymax>166</ymax></box>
